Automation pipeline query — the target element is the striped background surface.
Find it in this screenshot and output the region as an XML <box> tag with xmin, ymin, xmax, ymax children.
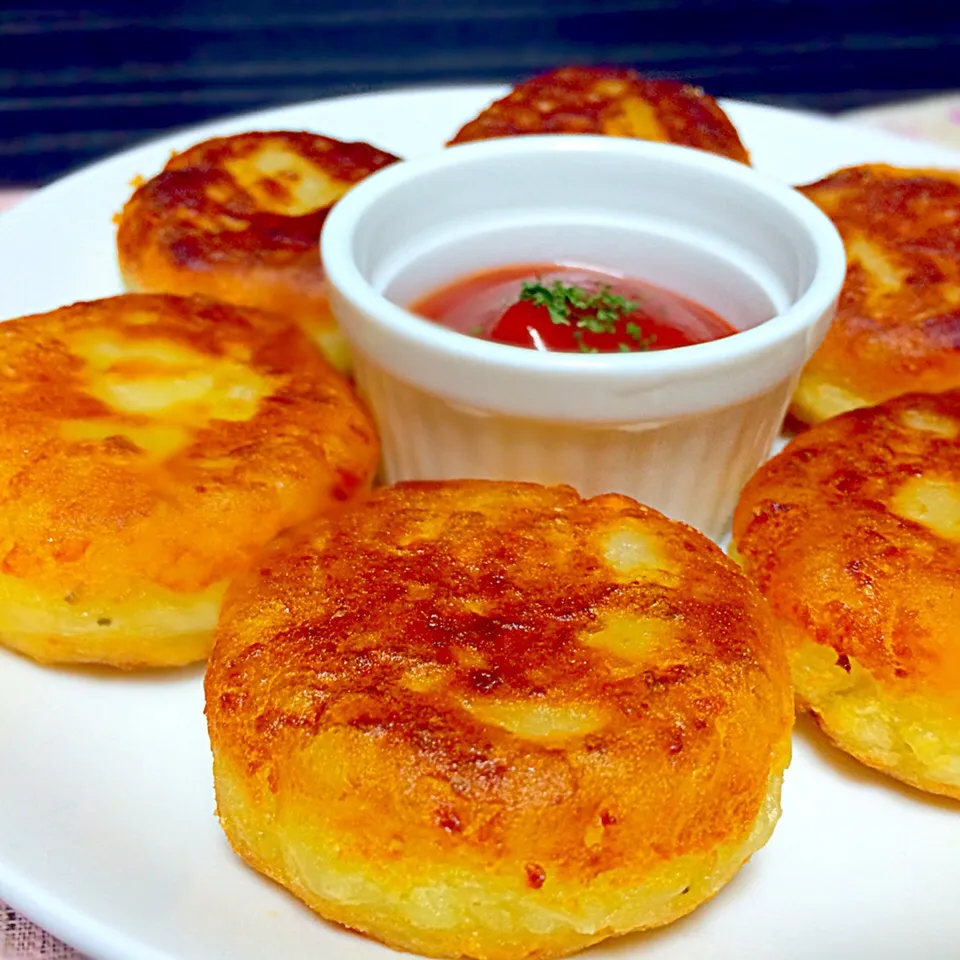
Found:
<box><xmin>2</xmin><ymin>0</ymin><xmax>960</xmax><ymax>185</ymax></box>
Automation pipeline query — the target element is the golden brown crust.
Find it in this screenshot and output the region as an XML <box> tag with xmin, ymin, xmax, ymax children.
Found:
<box><xmin>793</xmin><ymin>164</ymin><xmax>960</xmax><ymax>424</ymax></box>
<box><xmin>448</xmin><ymin>66</ymin><xmax>750</xmax><ymax>163</ymax></box>
<box><xmin>733</xmin><ymin>392</ymin><xmax>960</xmax><ymax>797</ymax></box>
<box><xmin>116</xmin><ymin>132</ymin><xmax>399</xmax><ymax>368</ymax></box>
<box><xmin>0</xmin><ymin>293</ymin><xmax>379</xmax><ymax>667</ymax></box>
<box><xmin>206</xmin><ymin>480</ymin><xmax>791</xmax><ymax>957</ymax></box>
<box><xmin>734</xmin><ymin>391</ymin><xmax>960</xmax><ymax>693</ymax></box>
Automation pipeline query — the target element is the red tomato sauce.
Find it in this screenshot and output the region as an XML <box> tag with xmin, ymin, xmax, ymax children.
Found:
<box><xmin>410</xmin><ymin>263</ymin><xmax>736</xmax><ymax>353</ymax></box>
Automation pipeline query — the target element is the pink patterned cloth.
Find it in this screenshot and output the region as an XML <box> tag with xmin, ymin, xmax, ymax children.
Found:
<box><xmin>2</xmin><ymin>909</ymin><xmax>86</xmax><ymax>960</ymax></box>
<box><xmin>0</xmin><ymin>192</ymin><xmax>29</xmax><ymax>215</ymax></box>
<box><xmin>842</xmin><ymin>94</ymin><xmax>960</xmax><ymax>149</ymax></box>
<box><xmin>2</xmin><ymin>93</ymin><xmax>960</xmax><ymax>960</ymax></box>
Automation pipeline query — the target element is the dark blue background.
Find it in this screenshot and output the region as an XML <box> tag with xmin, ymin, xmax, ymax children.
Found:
<box><xmin>2</xmin><ymin>0</ymin><xmax>958</xmax><ymax>186</ymax></box>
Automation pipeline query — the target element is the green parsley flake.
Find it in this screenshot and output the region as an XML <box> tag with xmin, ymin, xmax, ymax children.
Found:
<box><xmin>519</xmin><ymin>279</ymin><xmax>652</xmax><ymax>351</ymax></box>
<box><xmin>625</xmin><ymin>320</ymin><xmax>657</xmax><ymax>351</ymax></box>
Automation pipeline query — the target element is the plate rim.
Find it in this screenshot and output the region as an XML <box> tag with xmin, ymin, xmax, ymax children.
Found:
<box><xmin>5</xmin><ymin>83</ymin><xmax>960</xmax><ymax>234</ymax></box>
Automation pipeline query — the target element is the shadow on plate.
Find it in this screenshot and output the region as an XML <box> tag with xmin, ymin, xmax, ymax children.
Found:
<box><xmin>585</xmin><ymin>860</ymin><xmax>758</xmax><ymax>956</ymax></box>
<box><xmin>0</xmin><ymin>643</ymin><xmax>205</xmax><ymax>686</ymax></box>
<box><xmin>794</xmin><ymin>712</ymin><xmax>960</xmax><ymax>812</ymax></box>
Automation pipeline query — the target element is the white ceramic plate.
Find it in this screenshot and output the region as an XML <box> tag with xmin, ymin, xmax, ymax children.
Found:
<box><xmin>2</xmin><ymin>86</ymin><xmax>960</xmax><ymax>960</ymax></box>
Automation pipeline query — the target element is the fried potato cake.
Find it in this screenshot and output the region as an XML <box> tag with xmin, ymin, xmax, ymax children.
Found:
<box><xmin>206</xmin><ymin>480</ymin><xmax>792</xmax><ymax>959</ymax></box>
<box><xmin>448</xmin><ymin>66</ymin><xmax>750</xmax><ymax>163</ymax></box>
<box><xmin>116</xmin><ymin>131</ymin><xmax>400</xmax><ymax>371</ymax></box>
<box><xmin>0</xmin><ymin>294</ymin><xmax>378</xmax><ymax>668</ymax></box>
<box><xmin>733</xmin><ymin>391</ymin><xmax>960</xmax><ymax>799</ymax></box>
<box><xmin>792</xmin><ymin>164</ymin><xmax>960</xmax><ymax>425</ymax></box>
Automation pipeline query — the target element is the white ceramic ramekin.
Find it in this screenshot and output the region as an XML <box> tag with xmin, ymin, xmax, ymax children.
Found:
<box><xmin>320</xmin><ymin>135</ymin><xmax>845</xmax><ymax>538</ymax></box>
